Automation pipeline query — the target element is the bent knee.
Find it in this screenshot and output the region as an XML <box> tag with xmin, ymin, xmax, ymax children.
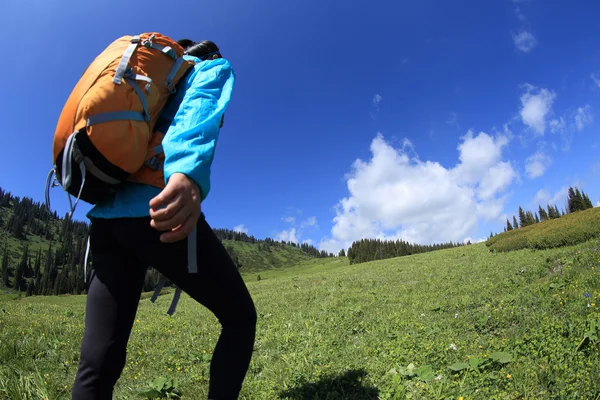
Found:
<box><xmin>219</xmin><ymin>298</ymin><xmax>257</xmax><ymax>329</ymax></box>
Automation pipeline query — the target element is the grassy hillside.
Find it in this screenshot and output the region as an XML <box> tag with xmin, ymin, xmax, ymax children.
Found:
<box><xmin>0</xmin><ymin>187</ymin><xmax>323</xmax><ymax>296</ymax></box>
<box><xmin>487</xmin><ymin>206</ymin><xmax>600</xmax><ymax>252</ymax></box>
<box><xmin>223</xmin><ymin>240</ymin><xmax>313</xmax><ymax>274</ymax></box>
<box><xmin>2</xmin><ymin>237</ymin><xmax>599</xmax><ymax>399</ymax></box>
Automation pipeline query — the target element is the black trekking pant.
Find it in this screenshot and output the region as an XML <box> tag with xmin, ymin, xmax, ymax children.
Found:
<box><xmin>71</xmin><ymin>215</ymin><xmax>257</xmax><ymax>400</ymax></box>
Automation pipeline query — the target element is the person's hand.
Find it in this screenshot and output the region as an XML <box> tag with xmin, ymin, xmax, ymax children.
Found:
<box><xmin>149</xmin><ymin>173</ymin><xmax>202</xmax><ymax>243</ymax></box>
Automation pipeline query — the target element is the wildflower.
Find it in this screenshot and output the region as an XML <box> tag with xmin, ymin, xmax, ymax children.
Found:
<box><xmin>506</xmin><ymin>374</ymin><xmax>512</xmax><ymax>379</ymax></box>
<box><xmin>449</xmin><ymin>343</ymin><xmax>457</xmax><ymax>351</ymax></box>
<box><xmin>455</xmin><ymin>313</ymin><xmax>459</xmax><ymax>318</ymax></box>
<box><xmin>435</xmin><ymin>374</ymin><xmax>443</xmax><ymax>381</ymax></box>
<box><xmin>585</xmin><ymin>293</ymin><xmax>591</xmax><ymax>298</ymax></box>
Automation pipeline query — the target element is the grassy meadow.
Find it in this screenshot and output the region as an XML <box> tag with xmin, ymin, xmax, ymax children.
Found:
<box><xmin>2</xmin><ymin>227</ymin><xmax>600</xmax><ymax>399</ymax></box>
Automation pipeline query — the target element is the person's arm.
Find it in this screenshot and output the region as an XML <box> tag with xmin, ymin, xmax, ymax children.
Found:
<box><xmin>149</xmin><ymin>57</ymin><xmax>236</xmax><ymax>242</ymax></box>
<box><xmin>162</xmin><ymin>57</ymin><xmax>236</xmax><ymax>201</ymax></box>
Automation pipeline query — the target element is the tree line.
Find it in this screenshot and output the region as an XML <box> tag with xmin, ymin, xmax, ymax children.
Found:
<box><xmin>502</xmin><ymin>186</ymin><xmax>594</xmax><ymax>232</ymax></box>
<box><xmin>212</xmin><ymin>228</ymin><xmax>334</xmax><ymax>258</ymax></box>
<box><xmin>346</xmin><ymin>238</ymin><xmax>466</xmax><ymax>265</ymax></box>
<box><xmin>0</xmin><ymin>186</ymin><xmax>332</xmax><ymax>296</ymax></box>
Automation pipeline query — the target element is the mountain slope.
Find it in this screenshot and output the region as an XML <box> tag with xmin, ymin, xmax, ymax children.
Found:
<box><xmin>0</xmin><ymin>186</ymin><xmax>332</xmax><ymax>296</ymax></box>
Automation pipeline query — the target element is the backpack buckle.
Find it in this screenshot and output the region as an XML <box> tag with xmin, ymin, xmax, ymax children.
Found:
<box><xmin>166</xmin><ymin>80</ymin><xmax>177</xmax><ymax>94</ymax></box>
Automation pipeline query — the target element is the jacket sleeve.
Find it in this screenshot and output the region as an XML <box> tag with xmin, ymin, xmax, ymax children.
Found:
<box><xmin>161</xmin><ymin>57</ymin><xmax>236</xmax><ymax>201</ymax></box>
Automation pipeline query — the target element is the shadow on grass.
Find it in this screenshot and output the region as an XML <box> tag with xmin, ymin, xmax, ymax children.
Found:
<box><xmin>278</xmin><ymin>369</ymin><xmax>379</xmax><ymax>400</ymax></box>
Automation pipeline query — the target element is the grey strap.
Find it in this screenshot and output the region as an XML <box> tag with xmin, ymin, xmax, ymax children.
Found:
<box><xmin>142</xmin><ymin>39</ymin><xmax>177</xmax><ymax>61</ymax></box>
<box><xmin>150</xmin><ymin>275</ymin><xmax>167</xmax><ymax>303</ymax></box>
<box><xmin>44</xmin><ymin>168</ymin><xmax>55</xmax><ymax>210</ymax></box>
<box><xmin>83</xmin><ymin>157</ymin><xmax>121</xmax><ymax>185</ymax></box>
<box><xmin>124</xmin><ymin>78</ymin><xmax>150</xmax><ymax>122</ymax></box>
<box><xmin>113</xmin><ymin>36</ymin><xmax>140</xmax><ymax>85</ymax></box>
<box><xmin>187</xmin><ymin>227</ymin><xmax>198</xmax><ymax>273</ymax></box>
<box><xmin>144</xmin><ymin>144</ymin><xmax>164</xmax><ymax>170</ymax></box>
<box><xmin>68</xmin><ymin>155</ymin><xmax>87</xmax><ymax>219</ymax></box>
<box><xmin>87</xmin><ymin>111</ymin><xmax>146</xmax><ymax>126</ymax></box>
<box><xmin>161</xmin><ymin>46</ymin><xmax>177</xmax><ymax>60</ymax></box>
<box><xmin>167</xmin><ymin>288</ymin><xmax>182</xmax><ymax>316</ymax></box>
<box><xmin>123</xmin><ymin>72</ymin><xmax>152</xmax><ymax>84</ymax></box>
<box><xmin>61</xmin><ymin>132</ymin><xmax>77</xmax><ymax>190</ymax></box>
<box><xmin>165</xmin><ymin>57</ymin><xmax>185</xmax><ymax>93</ymax></box>
<box><xmin>144</xmin><ymin>156</ymin><xmax>163</xmax><ymax>170</ymax></box>
<box><xmin>83</xmin><ymin>236</ymin><xmax>91</xmax><ymax>283</ymax></box>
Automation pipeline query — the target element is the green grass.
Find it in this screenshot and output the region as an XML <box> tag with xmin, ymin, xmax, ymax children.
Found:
<box><xmin>0</xmin><ymin>203</ymin><xmax>315</xmax><ymax>274</ymax></box>
<box><xmin>2</xmin><ymin>238</ymin><xmax>600</xmax><ymax>399</ymax></box>
<box><xmin>226</xmin><ymin>240</ymin><xmax>314</xmax><ymax>273</ymax></box>
<box><xmin>486</xmin><ymin>207</ymin><xmax>600</xmax><ymax>252</ymax></box>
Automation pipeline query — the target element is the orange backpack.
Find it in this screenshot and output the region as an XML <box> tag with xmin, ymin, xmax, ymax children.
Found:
<box><xmin>46</xmin><ymin>33</ymin><xmax>195</xmax><ymax>215</ymax></box>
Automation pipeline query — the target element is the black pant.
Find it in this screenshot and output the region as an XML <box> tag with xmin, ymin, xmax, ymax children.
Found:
<box><xmin>72</xmin><ymin>215</ymin><xmax>257</xmax><ymax>400</ymax></box>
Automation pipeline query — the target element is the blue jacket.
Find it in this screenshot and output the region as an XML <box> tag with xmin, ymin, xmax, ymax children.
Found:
<box><xmin>87</xmin><ymin>55</ymin><xmax>235</xmax><ymax>219</ymax></box>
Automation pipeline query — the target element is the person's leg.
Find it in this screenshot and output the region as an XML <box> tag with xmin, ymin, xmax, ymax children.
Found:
<box><xmin>113</xmin><ymin>214</ymin><xmax>257</xmax><ymax>400</ymax></box>
<box><xmin>72</xmin><ymin>218</ymin><xmax>148</xmax><ymax>400</ymax></box>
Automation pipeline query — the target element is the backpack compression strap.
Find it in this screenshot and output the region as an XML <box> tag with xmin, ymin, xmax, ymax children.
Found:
<box><xmin>150</xmin><ymin>275</ymin><xmax>183</xmax><ymax>316</ymax></box>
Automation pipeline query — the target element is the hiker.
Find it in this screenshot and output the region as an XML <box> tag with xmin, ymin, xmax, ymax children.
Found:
<box><xmin>70</xmin><ymin>39</ymin><xmax>257</xmax><ymax>400</ymax></box>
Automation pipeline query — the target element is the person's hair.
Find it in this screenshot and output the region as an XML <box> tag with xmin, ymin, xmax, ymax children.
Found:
<box><xmin>176</xmin><ymin>39</ymin><xmax>196</xmax><ymax>49</ymax></box>
<box><xmin>177</xmin><ymin>39</ymin><xmax>221</xmax><ymax>60</ymax></box>
<box><xmin>176</xmin><ymin>39</ymin><xmax>226</xmax><ymax>129</ymax></box>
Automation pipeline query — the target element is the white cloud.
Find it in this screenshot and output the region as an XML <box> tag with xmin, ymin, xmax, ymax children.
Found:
<box><xmin>519</xmin><ymin>84</ymin><xmax>556</xmax><ymax>135</ymax></box>
<box><xmin>591</xmin><ymin>73</ymin><xmax>600</xmax><ymax>89</ymax></box>
<box><xmin>596</xmin><ymin>201</ymin><xmax>600</xmax><ymax>208</ymax></box>
<box><xmin>276</xmin><ymin>228</ymin><xmax>300</xmax><ymax>244</ymax></box>
<box><xmin>301</xmin><ymin>216</ymin><xmax>318</xmax><ymax>228</ymax></box>
<box><xmin>233</xmin><ymin>224</ymin><xmax>248</xmax><ymax>234</ymax></box>
<box><xmin>463</xmin><ymin>236</ymin><xmax>488</xmax><ymax>244</ymax></box>
<box><xmin>532</xmin><ymin>186</ymin><xmax>570</xmax><ymax>209</ymax></box>
<box><xmin>319</xmin><ymin>132</ymin><xmax>516</xmax><ymax>253</ymax></box>
<box><xmin>512</xmin><ymin>31</ymin><xmax>537</xmax><ymax>53</ymax></box>
<box><xmin>282</xmin><ymin>216</ymin><xmax>295</xmax><ymax>224</ymax></box>
<box><xmin>373</xmin><ymin>94</ymin><xmax>382</xmax><ymax>107</ymax></box>
<box><xmin>547</xmin><ymin>105</ymin><xmax>593</xmax><ymax>151</ymax></box>
<box><xmin>533</xmin><ymin>189</ymin><xmax>551</xmax><ymax>206</ymax></box>
<box><xmin>549</xmin><ymin>117</ymin><xmax>566</xmax><ymax>134</ymax></box>
<box><xmin>447</xmin><ymin>112</ymin><xmax>459</xmax><ymax>127</ymax></box>
<box><xmin>371</xmin><ymin>94</ymin><xmax>383</xmax><ymax>119</ymax></box>
<box><xmin>575</xmin><ymin>105</ymin><xmax>593</xmax><ymax>131</ymax></box>
<box><xmin>514</xmin><ymin>7</ymin><xmax>526</xmax><ymax>21</ymax></box>
<box><xmin>525</xmin><ymin>151</ymin><xmax>552</xmax><ymax>179</ymax></box>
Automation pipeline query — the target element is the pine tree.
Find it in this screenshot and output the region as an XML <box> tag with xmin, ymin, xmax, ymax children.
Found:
<box><xmin>338</xmin><ymin>248</ymin><xmax>346</xmax><ymax>257</ymax></box>
<box><xmin>567</xmin><ymin>186</ymin><xmax>586</xmax><ymax>213</ymax></box>
<box><xmin>575</xmin><ymin>188</ymin><xmax>585</xmax><ymax>210</ymax></box>
<box><xmin>518</xmin><ymin>207</ymin><xmax>528</xmax><ymax>227</ymax></box>
<box><xmin>535</xmin><ymin>213</ymin><xmax>540</xmax><ymax>223</ymax></box>
<box><xmin>582</xmin><ymin>190</ymin><xmax>594</xmax><ymax>209</ymax></box>
<box><xmin>538</xmin><ymin>205</ymin><xmax>549</xmax><ymax>221</ymax></box>
<box><xmin>1</xmin><ymin>242</ymin><xmax>9</xmax><ymax>287</ymax></box>
<box><xmin>506</xmin><ymin>219</ymin><xmax>513</xmax><ymax>231</ymax></box>
<box><xmin>513</xmin><ymin>215</ymin><xmax>519</xmax><ymax>229</ymax></box>
<box><xmin>13</xmin><ymin>244</ymin><xmax>29</xmax><ymax>291</ymax></box>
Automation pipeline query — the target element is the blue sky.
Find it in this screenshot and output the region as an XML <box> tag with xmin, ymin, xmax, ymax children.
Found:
<box><xmin>1</xmin><ymin>0</ymin><xmax>599</xmax><ymax>253</ymax></box>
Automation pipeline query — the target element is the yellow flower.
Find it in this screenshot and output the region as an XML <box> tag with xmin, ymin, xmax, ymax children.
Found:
<box><xmin>459</xmin><ymin>397</ymin><xmax>464</xmax><ymax>400</ymax></box>
<box><xmin>506</xmin><ymin>374</ymin><xmax>512</xmax><ymax>379</ymax></box>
